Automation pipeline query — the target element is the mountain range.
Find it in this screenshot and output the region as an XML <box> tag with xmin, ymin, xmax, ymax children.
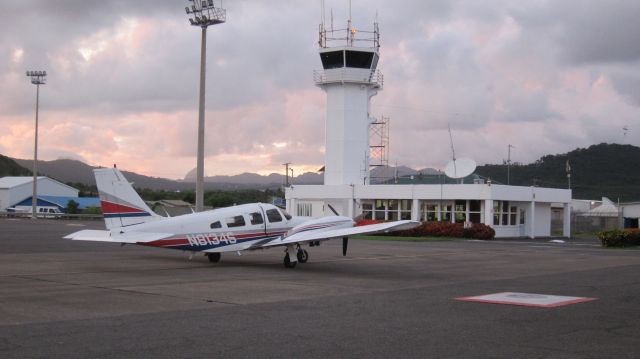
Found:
<box><xmin>2</xmin><ymin>143</ymin><xmax>639</xmax><ymax>200</ymax></box>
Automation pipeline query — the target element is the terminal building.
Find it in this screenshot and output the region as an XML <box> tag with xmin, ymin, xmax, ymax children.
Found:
<box><xmin>285</xmin><ymin>17</ymin><xmax>572</xmax><ymax>238</ymax></box>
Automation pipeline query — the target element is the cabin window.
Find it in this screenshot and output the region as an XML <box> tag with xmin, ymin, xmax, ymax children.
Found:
<box><xmin>345</xmin><ymin>50</ymin><xmax>374</xmax><ymax>69</ymax></box>
<box><xmin>249</xmin><ymin>212</ymin><xmax>264</xmax><ymax>225</ymax></box>
<box><xmin>320</xmin><ymin>50</ymin><xmax>344</xmax><ymax>69</ymax></box>
<box><xmin>225</xmin><ymin>215</ymin><xmax>245</xmax><ymax>228</ymax></box>
<box><xmin>210</xmin><ymin>221</ymin><xmax>221</xmax><ymax>229</ymax></box>
<box><xmin>266</xmin><ymin>208</ymin><xmax>282</xmax><ymax>223</ymax></box>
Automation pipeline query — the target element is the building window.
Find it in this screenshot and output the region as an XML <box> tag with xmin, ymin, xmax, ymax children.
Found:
<box><xmin>454</xmin><ymin>200</ymin><xmax>466</xmax><ymax>223</ymax></box>
<box><xmin>296</xmin><ymin>203</ymin><xmax>312</xmax><ymax>217</ymax></box>
<box><xmin>469</xmin><ymin>200</ymin><xmax>482</xmax><ymax>223</ymax></box>
<box><xmin>423</xmin><ymin>203</ymin><xmax>439</xmax><ymax>222</ymax></box>
<box><xmin>400</xmin><ymin>200</ymin><xmax>412</xmax><ymax>220</ymax></box>
<box><xmin>374</xmin><ymin>200</ymin><xmax>386</xmax><ymax>220</ymax></box>
<box><xmin>366</xmin><ymin>199</ymin><xmax>412</xmax><ymax>221</ymax></box>
<box><xmin>388</xmin><ymin>200</ymin><xmax>399</xmax><ymax>221</ymax></box>
<box><xmin>441</xmin><ymin>204</ymin><xmax>452</xmax><ymax>222</ymax></box>
<box><xmin>493</xmin><ymin>201</ymin><xmax>518</xmax><ymax>226</ymax></box>
<box><xmin>362</xmin><ymin>203</ymin><xmax>373</xmax><ymax>220</ymax></box>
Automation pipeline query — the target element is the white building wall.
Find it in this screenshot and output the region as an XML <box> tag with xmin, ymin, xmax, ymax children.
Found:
<box><xmin>622</xmin><ymin>203</ymin><xmax>640</xmax><ymax>218</ymax></box>
<box><xmin>286</xmin><ymin>184</ymin><xmax>570</xmax><ymax>238</ymax></box>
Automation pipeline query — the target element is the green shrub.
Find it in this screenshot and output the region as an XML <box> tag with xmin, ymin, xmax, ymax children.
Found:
<box><xmin>597</xmin><ymin>229</ymin><xmax>638</xmax><ymax>247</ymax></box>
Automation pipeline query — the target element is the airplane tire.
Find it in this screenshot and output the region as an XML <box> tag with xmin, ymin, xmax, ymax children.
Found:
<box><xmin>284</xmin><ymin>253</ymin><xmax>297</xmax><ymax>268</ymax></box>
<box><xmin>297</xmin><ymin>249</ymin><xmax>309</xmax><ymax>263</ymax></box>
<box><xmin>207</xmin><ymin>253</ymin><xmax>221</xmax><ymax>263</ymax></box>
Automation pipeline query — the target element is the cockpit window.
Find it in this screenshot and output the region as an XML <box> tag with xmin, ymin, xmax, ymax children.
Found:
<box><xmin>225</xmin><ymin>215</ymin><xmax>246</xmax><ymax>228</ymax></box>
<box><xmin>280</xmin><ymin>209</ymin><xmax>292</xmax><ymax>220</ymax></box>
<box><xmin>210</xmin><ymin>221</ymin><xmax>221</xmax><ymax>229</ymax></box>
<box><xmin>249</xmin><ymin>211</ymin><xmax>264</xmax><ymax>225</ymax></box>
<box><xmin>266</xmin><ymin>208</ymin><xmax>282</xmax><ymax>223</ymax></box>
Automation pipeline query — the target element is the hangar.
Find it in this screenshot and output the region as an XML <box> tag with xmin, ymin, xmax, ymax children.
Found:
<box><xmin>285</xmin><ymin>18</ymin><xmax>572</xmax><ymax>239</ymax></box>
<box><xmin>0</xmin><ymin>176</ymin><xmax>78</xmax><ymax>211</ymax></box>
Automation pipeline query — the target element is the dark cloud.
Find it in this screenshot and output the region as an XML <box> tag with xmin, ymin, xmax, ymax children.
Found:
<box><xmin>2</xmin><ymin>0</ymin><xmax>640</xmax><ymax>177</ymax></box>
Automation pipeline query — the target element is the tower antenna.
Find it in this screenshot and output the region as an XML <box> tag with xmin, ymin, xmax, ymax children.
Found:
<box><xmin>447</xmin><ymin>124</ymin><xmax>456</xmax><ymax>162</ymax></box>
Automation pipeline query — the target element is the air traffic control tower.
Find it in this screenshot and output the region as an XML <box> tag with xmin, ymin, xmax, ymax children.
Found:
<box><xmin>315</xmin><ymin>17</ymin><xmax>383</xmax><ymax>186</ymax></box>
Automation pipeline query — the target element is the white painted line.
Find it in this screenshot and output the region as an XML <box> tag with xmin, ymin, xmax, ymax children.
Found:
<box><xmin>456</xmin><ymin>292</ymin><xmax>597</xmax><ymax>308</ymax></box>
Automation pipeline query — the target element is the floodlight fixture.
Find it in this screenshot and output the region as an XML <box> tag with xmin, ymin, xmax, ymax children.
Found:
<box><xmin>25</xmin><ymin>69</ymin><xmax>47</xmax><ymax>219</ymax></box>
<box><xmin>185</xmin><ymin>0</ymin><xmax>226</xmax><ymax>28</ymax></box>
<box><xmin>184</xmin><ymin>0</ymin><xmax>226</xmax><ymax>212</ymax></box>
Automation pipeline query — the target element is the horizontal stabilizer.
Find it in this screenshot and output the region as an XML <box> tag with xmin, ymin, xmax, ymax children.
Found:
<box><xmin>261</xmin><ymin>220</ymin><xmax>420</xmax><ymax>248</ymax></box>
<box><xmin>64</xmin><ymin>230</ymin><xmax>174</xmax><ymax>244</ymax></box>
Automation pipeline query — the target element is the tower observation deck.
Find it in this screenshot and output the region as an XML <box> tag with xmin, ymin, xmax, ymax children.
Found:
<box><xmin>315</xmin><ymin>17</ymin><xmax>383</xmax><ymax>185</ymax></box>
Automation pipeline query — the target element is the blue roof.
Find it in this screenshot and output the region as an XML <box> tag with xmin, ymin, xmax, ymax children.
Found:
<box><xmin>14</xmin><ymin>196</ymin><xmax>100</xmax><ymax>209</ymax></box>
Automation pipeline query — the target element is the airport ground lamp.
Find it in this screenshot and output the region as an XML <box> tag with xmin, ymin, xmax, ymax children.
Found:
<box><xmin>26</xmin><ymin>70</ymin><xmax>46</xmax><ymax>219</ymax></box>
<box><xmin>185</xmin><ymin>0</ymin><xmax>226</xmax><ymax>212</ymax></box>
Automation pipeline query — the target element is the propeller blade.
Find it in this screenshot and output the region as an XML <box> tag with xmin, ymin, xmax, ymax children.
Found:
<box><xmin>327</xmin><ymin>203</ymin><xmax>339</xmax><ymax>216</ymax></box>
<box><xmin>342</xmin><ymin>237</ymin><xmax>348</xmax><ymax>256</ymax></box>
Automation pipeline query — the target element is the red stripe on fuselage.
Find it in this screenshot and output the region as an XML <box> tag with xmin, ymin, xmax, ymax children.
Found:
<box><xmin>101</xmin><ymin>200</ymin><xmax>146</xmax><ymax>214</ymax></box>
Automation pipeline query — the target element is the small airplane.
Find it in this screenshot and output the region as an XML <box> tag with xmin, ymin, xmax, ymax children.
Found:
<box><xmin>65</xmin><ymin>167</ymin><xmax>419</xmax><ymax>268</ymax></box>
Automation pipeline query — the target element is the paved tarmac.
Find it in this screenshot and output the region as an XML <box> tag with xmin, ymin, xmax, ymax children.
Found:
<box><xmin>1</xmin><ymin>218</ymin><xmax>639</xmax><ymax>358</ymax></box>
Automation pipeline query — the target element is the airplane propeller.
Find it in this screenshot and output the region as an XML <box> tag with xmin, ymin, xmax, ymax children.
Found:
<box><xmin>327</xmin><ymin>204</ymin><xmax>348</xmax><ymax>256</ymax></box>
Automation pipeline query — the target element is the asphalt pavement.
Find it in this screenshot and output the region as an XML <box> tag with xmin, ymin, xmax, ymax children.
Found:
<box><xmin>1</xmin><ymin>218</ymin><xmax>639</xmax><ymax>358</ymax></box>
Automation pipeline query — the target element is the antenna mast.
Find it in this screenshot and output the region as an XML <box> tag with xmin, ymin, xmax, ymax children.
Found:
<box><xmin>448</xmin><ymin>124</ymin><xmax>456</xmax><ymax>161</ymax></box>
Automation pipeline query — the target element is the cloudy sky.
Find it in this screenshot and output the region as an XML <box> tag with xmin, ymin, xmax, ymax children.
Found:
<box><xmin>1</xmin><ymin>0</ymin><xmax>639</xmax><ymax>179</ymax></box>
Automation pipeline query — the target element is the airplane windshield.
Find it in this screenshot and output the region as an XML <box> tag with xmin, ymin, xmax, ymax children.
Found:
<box><xmin>266</xmin><ymin>209</ymin><xmax>282</xmax><ymax>223</ymax></box>
<box><xmin>280</xmin><ymin>209</ymin><xmax>292</xmax><ymax>220</ymax></box>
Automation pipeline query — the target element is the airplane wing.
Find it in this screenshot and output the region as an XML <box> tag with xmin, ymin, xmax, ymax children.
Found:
<box><xmin>260</xmin><ymin>220</ymin><xmax>419</xmax><ymax>248</ymax></box>
<box><xmin>64</xmin><ymin>230</ymin><xmax>174</xmax><ymax>244</ymax></box>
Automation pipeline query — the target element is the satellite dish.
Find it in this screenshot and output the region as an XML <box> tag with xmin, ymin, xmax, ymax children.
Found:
<box><xmin>444</xmin><ymin>158</ymin><xmax>476</xmax><ymax>179</ymax></box>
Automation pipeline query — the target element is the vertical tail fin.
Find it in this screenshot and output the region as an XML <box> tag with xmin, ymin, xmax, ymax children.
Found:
<box><xmin>95</xmin><ymin>168</ymin><xmax>162</xmax><ymax>229</ymax></box>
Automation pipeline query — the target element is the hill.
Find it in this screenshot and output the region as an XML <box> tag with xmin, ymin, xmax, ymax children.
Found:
<box><xmin>0</xmin><ymin>155</ymin><xmax>31</xmax><ymax>177</ymax></box>
<box><xmin>476</xmin><ymin>143</ymin><xmax>640</xmax><ymax>201</ymax></box>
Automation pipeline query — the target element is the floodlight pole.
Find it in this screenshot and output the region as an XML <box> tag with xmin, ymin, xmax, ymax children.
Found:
<box><xmin>185</xmin><ymin>0</ymin><xmax>226</xmax><ymax>212</ymax></box>
<box><xmin>26</xmin><ymin>71</ymin><xmax>46</xmax><ymax>219</ymax></box>
<box><xmin>195</xmin><ymin>26</ymin><xmax>207</xmax><ymax>212</ymax></box>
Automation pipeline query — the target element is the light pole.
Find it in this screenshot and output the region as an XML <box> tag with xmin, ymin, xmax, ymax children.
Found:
<box><xmin>283</xmin><ymin>162</ymin><xmax>291</xmax><ymax>187</ymax></box>
<box><xmin>185</xmin><ymin>0</ymin><xmax>226</xmax><ymax>212</ymax></box>
<box><xmin>507</xmin><ymin>144</ymin><xmax>514</xmax><ymax>185</ymax></box>
<box><xmin>26</xmin><ymin>70</ymin><xmax>46</xmax><ymax>219</ymax></box>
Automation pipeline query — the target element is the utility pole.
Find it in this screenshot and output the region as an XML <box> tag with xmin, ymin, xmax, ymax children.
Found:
<box><xmin>185</xmin><ymin>0</ymin><xmax>226</xmax><ymax>212</ymax></box>
<box><xmin>283</xmin><ymin>162</ymin><xmax>291</xmax><ymax>187</ymax></box>
<box><xmin>26</xmin><ymin>70</ymin><xmax>46</xmax><ymax>219</ymax></box>
<box><xmin>566</xmin><ymin>159</ymin><xmax>571</xmax><ymax>189</ymax></box>
<box><xmin>507</xmin><ymin>144</ymin><xmax>514</xmax><ymax>185</ymax></box>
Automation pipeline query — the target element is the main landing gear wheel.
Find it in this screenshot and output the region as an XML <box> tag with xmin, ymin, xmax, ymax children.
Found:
<box><xmin>207</xmin><ymin>253</ymin><xmax>221</xmax><ymax>263</ymax></box>
<box><xmin>284</xmin><ymin>253</ymin><xmax>297</xmax><ymax>268</ymax></box>
<box><xmin>297</xmin><ymin>249</ymin><xmax>309</xmax><ymax>263</ymax></box>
